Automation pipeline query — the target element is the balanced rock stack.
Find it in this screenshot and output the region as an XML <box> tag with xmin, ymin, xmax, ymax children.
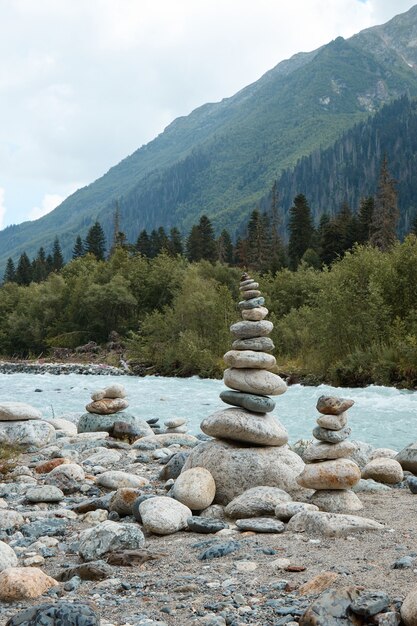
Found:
<box><xmin>77</xmin><ymin>384</ymin><xmax>154</xmax><ymax>439</ymax></box>
<box><xmin>0</xmin><ymin>402</ymin><xmax>55</xmax><ymax>449</ymax></box>
<box><xmin>164</xmin><ymin>418</ymin><xmax>188</xmax><ymax>434</ymax></box>
<box><xmin>183</xmin><ymin>273</ymin><xmax>305</xmax><ymax>504</ymax></box>
<box><xmin>297</xmin><ymin>395</ymin><xmax>362</xmax><ymax>513</ymax></box>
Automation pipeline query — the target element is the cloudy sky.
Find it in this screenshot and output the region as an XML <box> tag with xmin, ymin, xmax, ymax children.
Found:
<box><xmin>0</xmin><ymin>0</ymin><xmax>416</xmax><ymax>230</ymax></box>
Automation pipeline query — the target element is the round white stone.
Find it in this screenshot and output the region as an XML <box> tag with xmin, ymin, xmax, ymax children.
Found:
<box><xmin>173</xmin><ymin>467</ymin><xmax>216</xmax><ymax>510</ymax></box>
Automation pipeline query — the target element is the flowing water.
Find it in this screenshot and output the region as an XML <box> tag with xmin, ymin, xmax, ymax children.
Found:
<box><xmin>0</xmin><ymin>373</ymin><xmax>416</xmax><ymax>450</ymax></box>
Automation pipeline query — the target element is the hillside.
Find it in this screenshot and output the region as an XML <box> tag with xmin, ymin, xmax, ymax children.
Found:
<box><xmin>2</xmin><ymin>5</ymin><xmax>417</xmax><ymax>269</ymax></box>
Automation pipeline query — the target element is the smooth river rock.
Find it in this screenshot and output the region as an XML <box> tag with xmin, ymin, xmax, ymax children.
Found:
<box><xmin>316</xmin><ymin>396</ymin><xmax>355</xmax><ymax>415</ymax></box>
<box><xmin>173</xmin><ymin>467</ymin><xmax>216</xmax><ymax>510</ymax></box>
<box><xmin>235</xmin><ymin>517</ymin><xmax>285</xmax><ymax>533</ymax></box>
<box><xmin>78</xmin><ymin>412</ymin><xmax>153</xmax><ymax>437</ymax></box>
<box><xmin>139</xmin><ymin>496</ymin><xmax>191</xmax><ymax>535</ymax></box>
<box><xmin>183</xmin><ymin>439</ymin><xmax>306</xmax><ymax>504</ymax></box>
<box><xmin>96</xmin><ymin>470</ymin><xmax>149</xmax><ymax>490</ymax></box>
<box><xmin>310</xmin><ymin>489</ymin><xmax>363</xmax><ymax>513</ymax></box>
<box><xmin>201</xmin><ymin>407</ymin><xmax>288</xmax><ymax>446</ymax></box>
<box><xmin>229</xmin><ymin>320</ymin><xmax>273</xmax><ymax>339</ymax></box>
<box><xmin>79</xmin><ymin>520</ymin><xmax>145</xmax><ymax>561</ymax></box>
<box><xmin>85</xmin><ymin>397</ymin><xmax>129</xmax><ymax>415</ymax></box>
<box><xmin>0</xmin><ymin>567</ymin><xmax>58</xmax><ymax>600</ymax></box>
<box><xmin>0</xmin><ymin>541</ymin><xmax>18</xmax><ymax>572</ymax></box>
<box><xmin>241</xmin><ymin>306</ymin><xmax>268</xmax><ymax>321</ymax></box>
<box><xmin>0</xmin><ymin>402</ymin><xmax>42</xmax><ymax>421</ymax></box>
<box><xmin>0</xmin><ymin>420</ymin><xmax>55</xmax><ymax>448</ymax></box>
<box><xmin>241</xmin><ymin>289</ymin><xmax>261</xmax><ymax>300</ymax></box>
<box><xmin>288</xmin><ymin>511</ymin><xmax>384</xmax><ymax>537</ymax></box>
<box><xmin>240</xmin><ymin>281</ymin><xmax>259</xmax><ymax>291</ymax></box>
<box><xmin>238</xmin><ymin>296</ymin><xmax>265</xmax><ymax>310</ymax></box>
<box><xmin>297</xmin><ymin>459</ymin><xmax>361</xmax><ymax>490</ymax></box>
<box><xmin>223</xmin><ymin>349</ymin><xmax>276</xmax><ymax>370</ymax></box>
<box><xmin>361</xmin><ymin>458</ymin><xmax>404</xmax><ymax>484</ymax></box>
<box><xmin>225</xmin><ymin>486</ymin><xmax>292</xmax><ymax>519</ymax></box>
<box><xmin>313</xmin><ymin>425</ymin><xmax>352</xmax><ymax>443</ymax></box>
<box><xmin>316</xmin><ymin>412</ymin><xmax>348</xmax><ymax>431</ymax></box>
<box><xmin>219</xmin><ymin>390</ymin><xmax>275</xmax><ymax>413</ymax></box>
<box><xmin>232</xmin><ymin>336</ymin><xmax>275</xmax><ymax>352</ymax></box>
<box><xmin>274</xmin><ymin>501</ymin><xmax>319</xmax><ymax>521</ymax></box>
<box><xmin>401</xmin><ymin>583</ymin><xmax>417</xmax><ymax>626</ymax></box>
<box><xmin>396</xmin><ymin>442</ymin><xmax>417</xmax><ymax>473</ymax></box>
<box><xmin>224</xmin><ymin>368</ymin><xmax>287</xmax><ymax>396</ymax></box>
<box><xmin>303</xmin><ymin>440</ymin><xmax>356</xmax><ymax>462</ymax></box>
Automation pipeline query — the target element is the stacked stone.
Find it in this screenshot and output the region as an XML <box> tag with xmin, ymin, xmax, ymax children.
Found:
<box><xmin>183</xmin><ymin>273</ymin><xmax>305</xmax><ymax>504</ymax></box>
<box><xmin>297</xmin><ymin>395</ymin><xmax>362</xmax><ymax>513</ymax></box>
<box><xmin>77</xmin><ymin>384</ymin><xmax>154</xmax><ymax>439</ymax></box>
<box><xmin>164</xmin><ymin>418</ymin><xmax>188</xmax><ymax>434</ymax></box>
<box><xmin>0</xmin><ymin>402</ymin><xmax>56</xmax><ymax>449</ymax></box>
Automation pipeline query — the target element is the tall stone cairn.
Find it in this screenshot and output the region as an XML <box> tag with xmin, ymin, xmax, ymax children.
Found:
<box><xmin>297</xmin><ymin>395</ymin><xmax>363</xmax><ymax>513</ymax></box>
<box><xmin>183</xmin><ymin>273</ymin><xmax>305</xmax><ymax>504</ymax></box>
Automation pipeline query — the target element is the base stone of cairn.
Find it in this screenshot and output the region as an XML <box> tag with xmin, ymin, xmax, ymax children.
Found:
<box><xmin>77</xmin><ymin>384</ymin><xmax>153</xmax><ymax>438</ymax></box>
<box><xmin>0</xmin><ymin>402</ymin><xmax>55</xmax><ymax>449</ymax></box>
<box><xmin>183</xmin><ymin>272</ymin><xmax>305</xmax><ymax>504</ymax></box>
<box><xmin>298</xmin><ymin>396</ymin><xmax>362</xmax><ymax>513</ymax></box>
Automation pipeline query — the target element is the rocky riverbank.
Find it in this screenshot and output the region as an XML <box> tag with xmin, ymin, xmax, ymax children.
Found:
<box><xmin>0</xmin><ymin>361</ymin><xmax>127</xmax><ymax>376</ymax></box>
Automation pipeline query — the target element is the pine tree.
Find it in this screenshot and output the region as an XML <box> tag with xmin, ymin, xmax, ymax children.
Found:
<box><xmin>168</xmin><ymin>227</ymin><xmax>183</xmax><ymax>256</ymax></box>
<box><xmin>198</xmin><ymin>215</ymin><xmax>217</xmax><ymax>262</ymax></box>
<box><xmin>370</xmin><ymin>155</ymin><xmax>399</xmax><ymax>251</ymax></box>
<box><xmin>51</xmin><ymin>237</ymin><xmax>64</xmax><ymax>271</ymax></box>
<box><xmin>246</xmin><ymin>209</ymin><xmax>271</xmax><ymax>271</ymax></box>
<box><xmin>288</xmin><ymin>194</ymin><xmax>315</xmax><ymax>270</ymax></box>
<box><xmin>85</xmin><ymin>221</ymin><xmax>106</xmax><ymax>260</ymax></box>
<box><xmin>186</xmin><ymin>225</ymin><xmax>202</xmax><ymax>262</ymax></box>
<box><xmin>3</xmin><ymin>258</ymin><xmax>16</xmax><ymax>283</ymax></box>
<box><xmin>15</xmin><ymin>252</ymin><xmax>32</xmax><ymax>286</ymax></box>
<box><xmin>32</xmin><ymin>247</ymin><xmax>48</xmax><ymax>282</ymax></box>
<box><xmin>217</xmin><ymin>229</ymin><xmax>234</xmax><ymax>265</ymax></box>
<box><xmin>234</xmin><ymin>237</ymin><xmax>248</xmax><ymax>267</ymax></box>
<box><xmin>357</xmin><ymin>196</ymin><xmax>375</xmax><ymax>244</ymax></box>
<box><xmin>136</xmin><ymin>229</ymin><xmax>151</xmax><ymax>257</ymax></box>
<box><xmin>269</xmin><ymin>182</ymin><xmax>286</xmax><ymax>272</ymax></box>
<box><xmin>72</xmin><ymin>235</ymin><xmax>85</xmax><ymax>259</ymax></box>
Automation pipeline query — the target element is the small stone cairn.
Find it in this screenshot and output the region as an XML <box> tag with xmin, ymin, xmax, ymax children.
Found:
<box><xmin>184</xmin><ymin>272</ymin><xmax>305</xmax><ymax>504</ymax></box>
<box><xmin>297</xmin><ymin>395</ymin><xmax>363</xmax><ymax>512</ymax></box>
<box><xmin>0</xmin><ymin>402</ymin><xmax>56</xmax><ymax>449</ymax></box>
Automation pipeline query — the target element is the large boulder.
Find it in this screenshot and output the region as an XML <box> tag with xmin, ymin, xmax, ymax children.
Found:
<box><xmin>0</xmin><ymin>421</ymin><xmax>55</xmax><ymax>448</ymax></box>
<box><xmin>183</xmin><ymin>439</ymin><xmax>305</xmax><ymax>504</ymax></box>
<box><xmin>200</xmin><ymin>407</ymin><xmax>288</xmax><ymax>446</ymax></box>
<box><xmin>396</xmin><ymin>442</ymin><xmax>417</xmax><ymax>474</ymax></box>
<box><xmin>79</xmin><ymin>520</ymin><xmax>145</xmax><ymax>561</ymax></box>
<box><xmin>0</xmin><ymin>402</ymin><xmax>42</xmax><ymax>421</ymax></box>
<box><xmin>77</xmin><ymin>412</ymin><xmax>153</xmax><ymax>437</ymax></box>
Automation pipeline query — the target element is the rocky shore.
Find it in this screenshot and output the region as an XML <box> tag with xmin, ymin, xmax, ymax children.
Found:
<box><xmin>0</xmin><ymin>361</ymin><xmax>127</xmax><ymax>376</ymax></box>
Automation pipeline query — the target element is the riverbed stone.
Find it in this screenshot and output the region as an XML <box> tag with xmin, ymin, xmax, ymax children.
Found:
<box><xmin>297</xmin><ymin>459</ymin><xmax>361</xmax><ymax>490</ymax></box>
<box><xmin>85</xmin><ymin>397</ymin><xmax>129</xmax><ymax>415</ymax></box>
<box><xmin>361</xmin><ymin>458</ymin><xmax>404</xmax><ymax>484</ymax></box>
<box><xmin>139</xmin><ymin>496</ymin><xmax>191</xmax><ymax>535</ymax></box>
<box><xmin>238</xmin><ymin>296</ymin><xmax>265</xmax><ymax>310</ymax></box>
<box><xmin>229</xmin><ymin>320</ymin><xmax>273</xmax><ymax>339</ymax></box>
<box><xmin>173</xmin><ymin>467</ymin><xmax>216</xmax><ymax>510</ymax></box>
<box><xmin>79</xmin><ymin>520</ymin><xmax>145</xmax><ymax>561</ymax></box>
<box><xmin>224</xmin><ymin>368</ymin><xmax>287</xmax><ymax>396</ymax></box>
<box><xmin>0</xmin><ymin>541</ymin><xmax>18</xmax><ymax>572</ymax></box>
<box><xmin>96</xmin><ymin>470</ymin><xmax>149</xmax><ymax>489</ymax></box>
<box><xmin>83</xmin><ymin>448</ymin><xmax>122</xmax><ymax>466</ymax></box>
<box><xmin>395</xmin><ymin>442</ymin><xmax>417</xmax><ymax>473</ymax></box>
<box><xmin>44</xmin><ymin>463</ymin><xmax>85</xmax><ymax>493</ymax></box>
<box><xmin>26</xmin><ymin>485</ymin><xmax>64</xmax><ymax>503</ymax></box>
<box><xmin>0</xmin><ymin>420</ymin><xmax>55</xmax><ymax>448</ymax></box>
<box><xmin>223</xmin><ymin>349</ymin><xmax>276</xmax><ymax>370</ymax></box>
<box><xmin>303</xmin><ymin>440</ymin><xmax>356</xmax><ymax>462</ymax></box>
<box><xmin>369</xmin><ymin>448</ymin><xmax>398</xmax><ymax>460</ymax></box>
<box><xmin>312</xmin><ymin>425</ymin><xmax>352</xmax><ymax>443</ymax></box>
<box><xmin>299</xmin><ymin>586</ymin><xmax>362</xmax><ymax>625</ymax></box>
<box><xmin>219</xmin><ymin>390</ymin><xmax>275</xmax><ymax>413</ymax></box>
<box><xmin>401</xmin><ymin>582</ymin><xmax>417</xmax><ymax>625</ymax></box>
<box><xmin>132</xmin><ymin>433</ymin><xmax>199</xmax><ymax>448</ymax></box>
<box><xmin>310</xmin><ymin>489</ymin><xmax>363</xmax><ymax>513</ymax></box>
<box><xmin>109</xmin><ymin>488</ymin><xmax>143</xmax><ymax>516</ymax></box>
<box><xmin>316</xmin><ymin>396</ymin><xmax>355</xmax><ymax>415</ymax></box>
<box><xmin>0</xmin><ymin>567</ymin><xmax>58</xmax><ymax>600</ymax></box>
<box><xmin>241</xmin><ymin>289</ymin><xmax>261</xmax><ymax>300</ymax></box>
<box><xmin>235</xmin><ymin>517</ymin><xmax>285</xmax><ymax>533</ymax></box>
<box><xmin>187</xmin><ymin>517</ymin><xmax>227</xmax><ymax>533</ymax></box>
<box><xmin>102</xmin><ymin>383</ymin><xmax>126</xmax><ymax>398</ymax></box>
<box><xmin>0</xmin><ymin>510</ymin><xmax>25</xmax><ymax>532</ymax></box>
<box><xmin>288</xmin><ymin>510</ymin><xmax>384</xmax><ymax>536</ymax></box>
<box><xmin>316</xmin><ymin>412</ymin><xmax>348</xmax><ymax>431</ymax></box>
<box><xmin>0</xmin><ymin>402</ymin><xmax>42</xmax><ymax>421</ymax></box>
<box><xmin>201</xmin><ymin>407</ymin><xmax>288</xmax><ymax>445</ymax></box>
<box><xmin>350</xmin><ymin>590</ymin><xmax>390</xmax><ymax>617</ymax></box>
<box><xmin>77</xmin><ymin>412</ymin><xmax>153</xmax><ymax>437</ymax></box>
<box><xmin>46</xmin><ymin>418</ymin><xmax>77</xmax><ymax>436</ymax></box>
<box><xmin>232</xmin><ymin>337</ymin><xmax>275</xmax><ymax>352</ymax></box>
<box><xmin>5</xmin><ymin>601</ymin><xmax>100</xmax><ymax>626</ymax></box>
<box><xmin>183</xmin><ymin>439</ymin><xmax>306</xmax><ymax>504</ymax></box>
<box><xmin>225</xmin><ymin>486</ymin><xmax>292</xmax><ymax>519</ymax></box>
<box><xmin>241</xmin><ymin>306</ymin><xmax>268</xmax><ymax>321</ymax></box>
<box><xmin>274</xmin><ymin>501</ymin><xmax>319</xmax><ymax>521</ymax></box>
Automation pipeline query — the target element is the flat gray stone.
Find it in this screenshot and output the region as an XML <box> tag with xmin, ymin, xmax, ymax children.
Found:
<box><xmin>0</xmin><ymin>402</ymin><xmax>42</xmax><ymax>421</ymax></box>
<box><xmin>220</xmin><ymin>390</ymin><xmax>275</xmax><ymax>413</ymax></box>
<box><xmin>201</xmin><ymin>408</ymin><xmax>288</xmax><ymax>446</ymax></box>
<box><xmin>232</xmin><ymin>337</ymin><xmax>275</xmax><ymax>352</ymax></box>
<box><xmin>299</xmin><ymin>586</ymin><xmax>362</xmax><ymax>625</ymax></box>
<box><xmin>187</xmin><ymin>517</ymin><xmax>228</xmax><ymax>533</ymax></box>
<box><xmin>0</xmin><ymin>420</ymin><xmax>55</xmax><ymax>448</ymax></box>
<box><xmin>313</xmin><ymin>426</ymin><xmax>351</xmax><ymax>443</ymax></box>
<box><xmin>230</xmin><ymin>320</ymin><xmax>273</xmax><ymax>339</ymax></box>
<box><xmin>275</xmin><ymin>501</ymin><xmax>319</xmax><ymax>521</ymax></box>
<box><xmin>238</xmin><ymin>297</ymin><xmax>265</xmax><ymax>310</ymax></box>
<box><xmin>288</xmin><ymin>511</ymin><xmax>384</xmax><ymax>537</ymax></box>
<box><xmin>309</xmin><ymin>489</ymin><xmax>363</xmax><ymax>513</ymax></box>
<box><xmin>224</xmin><ymin>368</ymin><xmax>287</xmax><ymax>396</ymax></box>
<box><xmin>225</xmin><ymin>486</ymin><xmax>292</xmax><ymax>519</ymax></box>
<box><xmin>223</xmin><ymin>349</ymin><xmax>276</xmax><ymax>370</ymax></box>
<box><xmin>235</xmin><ymin>517</ymin><xmax>285</xmax><ymax>533</ymax></box>
<box><xmin>26</xmin><ymin>486</ymin><xmax>64</xmax><ymax>503</ymax></box>
<box><xmin>303</xmin><ymin>440</ymin><xmax>356</xmax><ymax>462</ymax></box>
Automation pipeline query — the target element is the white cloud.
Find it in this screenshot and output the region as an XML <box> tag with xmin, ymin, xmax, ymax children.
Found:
<box><xmin>0</xmin><ymin>187</ymin><xmax>6</xmax><ymax>229</ymax></box>
<box><xmin>28</xmin><ymin>193</ymin><xmax>65</xmax><ymax>221</ymax></box>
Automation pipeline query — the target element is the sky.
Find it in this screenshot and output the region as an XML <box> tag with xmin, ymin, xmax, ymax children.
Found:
<box><xmin>0</xmin><ymin>0</ymin><xmax>416</xmax><ymax>230</ymax></box>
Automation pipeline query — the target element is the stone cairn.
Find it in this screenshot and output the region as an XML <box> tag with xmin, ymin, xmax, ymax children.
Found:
<box><xmin>297</xmin><ymin>395</ymin><xmax>363</xmax><ymax>512</ymax></box>
<box><xmin>183</xmin><ymin>272</ymin><xmax>305</xmax><ymax>504</ymax></box>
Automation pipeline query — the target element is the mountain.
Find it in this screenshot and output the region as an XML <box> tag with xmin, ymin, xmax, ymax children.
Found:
<box><xmin>2</xmin><ymin>5</ymin><xmax>417</xmax><ymax>270</ymax></box>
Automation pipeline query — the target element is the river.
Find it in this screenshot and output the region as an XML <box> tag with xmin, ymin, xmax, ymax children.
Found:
<box><xmin>0</xmin><ymin>373</ymin><xmax>416</xmax><ymax>450</ymax></box>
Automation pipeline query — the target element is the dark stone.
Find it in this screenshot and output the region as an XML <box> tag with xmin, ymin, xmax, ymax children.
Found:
<box><xmin>313</xmin><ymin>426</ymin><xmax>352</xmax><ymax>444</ymax></box>
<box><xmin>132</xmin><ymin>494</ymin><xmax>156</xmax><ymax>523</ymax></box>
<box><xmin>158</xmin><ymin>452</ymin><xmax>190</xmax><ymax>480</ymax></box>
<box><xmin>187</xmin><ymin>517</ymin><xmax>228</xmax><ymax>534</ymax></box>
<box><xmin>231</xmin><ymin>336</ymin><xmax>275</xmax><ymax>352</ymax></box>
<box><xmin>199</xmin><ymin>541</ymin><xmax>241</xmax><ymax>560</ymax></box>
<box><xmin>219</xmin><ymin>390</ymin><xmax>275</xmax><ymax>414</ymax></box>
<box><xmin>350</xmin><ymin>590</ymin><xmax>390</xmax><ymax>616</ymax></box>
<box><xmin>299</xmin><ymin>586</ymin><xmax>363</xmax><ymax>625</ymax></box>
<box><xmin>20</xmin><ymin>519</ymin><xmax>67</xmax><ymax>539</ymax></box>
<box><xmin>6</xmin><ymin>601</ymin><xmax>99</xmax><ymax>626</ymax></box>
<box><xmin>147</xmin><ymin>418</ymin><xmax>159</xmax><ymax>425</ymax></box>
<box><xmin>71</xmin><ymin>492</ymin><xmax>115</xmax><ymax>514</ymax></box>
<box><xmin>316</xmin><ymin>396</ymin><xmax>354</xmax><ymax>415</ymax></box>
<box><xmin>238</xmin><ymin>297</ymin><xmax>265</xmax><ymax>310</ymax></box>
<box><xmin>56</xmin><ymin>560</ymin><xmax>113</xmax><ymax>582</ymax></box>
<box><xmin>407</xmin><ymin>475</ymin><xmax>417</xmax><ymax>494</ymax></box>
<box><xmin>391</xmin><ymin>555</ymin><xmax>414</xmax><ymax>569</ymax></box>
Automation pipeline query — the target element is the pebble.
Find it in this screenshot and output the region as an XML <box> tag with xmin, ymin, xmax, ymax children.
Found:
<box><xmin>199</xmin><ymin>541</ymin><xmax>241</xmax><ymax>560</ymax></box>
<box><xmin>187</xmin><ymin>517</ymin><xmax>228</xmax><ymax>534</ymax></box>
